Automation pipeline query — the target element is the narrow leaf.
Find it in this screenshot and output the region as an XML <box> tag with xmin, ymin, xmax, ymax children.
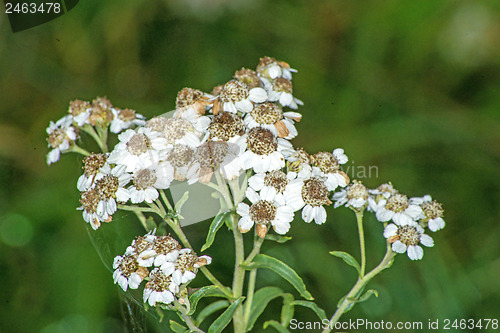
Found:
<box><xmin>280</xmin><ymin>293</ymin><xmax>295</xmax><ymax>327</ymax></box>
<box><xmin>201</xmin><ymin>211</ymin><xmax>231</xmax><ymax>252</ymax></box>
<box><xmin>208</xmin><ymin>297</ymin><xmax>245</xmax><ymax>333</ymax></box>
<box><xmin>265</xmin><ymin>234</ymin><xmax>292</xmax><ymax>243</ymax></box>
<box><xmin>196</xmin><ymin>300</ymin><xmax>230</xmax><ymax>326</ymax></box>
<box><xmin>329</xmin><ymin>251</ymin><xmax>361</xmax><ymax>276</ymax></box>
<box><xmin>175</xmin><ymin>191</ymin><xmax>190</xmax><ymax>213</ymax></box>
<box><xmin>348</xmin><ymin>289</ymin><xmax>379</xmax><ymax>304</ymax></box>
<box><xmin>263</xmin><ymin>320</ymin><xmax>290</xmax><ymax>333</ymax></box>
<box><xmin>246</xmin><ymin>287</ymin><xmax>284</xmax><ymax>331</ymax></box>
<box><xmin>169</xmin><ymin>320</ymin><xmax>188</xmax><ymax>333</ymax></box>
<box><xmin>290</xmin><ymin>300</ymin><xmax>327</xmax><ymax>321</ymax></box>
<box><xmin>241</xmin><ymin>254</ymin><xmax>314</xmax><ymax>300</ymax></box>
<box><xmin>188</xmin><ymin>285</ymin><xmax>227</xmax><ymax>315</ymax></box>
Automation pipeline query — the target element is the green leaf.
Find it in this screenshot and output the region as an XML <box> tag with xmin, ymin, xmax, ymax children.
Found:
<box><xmin>201</xmin><ymin>211</ymin><xmax>231</xmax><ymax>252</ymax></box>
<box><xmin>246</xmin><ymin>287</ymin><xmax>284</xmax><ymax>331</ymax></box>
<box><xmin>175</xmin><ymin>191</ymin><xmax>190</xmax><ymax>215</ymax></box>
<box><xmin>169</xmin><ymin>320</ymin><xmax>188</xmax><ymax>333</ymax></box>
<box><xmin>241</xmin><ymin>254</ymin><xmax>314</xmax><ymax>300</ymax></box>
<box><xmin>265</xmin><ymin>234</ymin><xmax>292</xmax><ymax>243</ymax></box>
<box><xmin>208</xmin><ymin>297</ymin><xmax>245</xmax><ymax>333</ymax></box>
<box><xmin>329</xmin><ymin>251</ymin><xmax>361</xmax><ymax>276</ymax></box>
<box><xmin>348</xmin><ymin>289</ymin><xmax>379</xmax><ymax>304</ymax></box>
<box><xmin>290</xmin><ymin>300</ymin><xmax>327</xmax><ymax>321</ymax></box>
<box><xmin>188</xmin><ymin>285</ymin><xmax>227</xmax><ymax>315</ymax></box>
<box><xmin>263</xmin><ymin>320</ymin><xmax>290</xmax><ymax>333</ymax></box>
<box><xmin>196</xmin><ymin>300</ymin><xmax>230</xmax><ymax>326</ymax></box>
<box><xmin>280</xmin><ymin>293</ymin><xmax>295</xmax><ymax>327</ymax></box>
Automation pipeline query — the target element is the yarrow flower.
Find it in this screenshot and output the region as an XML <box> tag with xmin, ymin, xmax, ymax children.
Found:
<box><xmin>332</xmin><ymin>180</ymin><xmax>369</xmax><ymax>210</ymax></box>
<box><xmin>216</xmin><ymin>80</ymin><xmax>267</xmax><ymax>114</ymax></box>
<box><xmin>373</xmin><ymin>192</ymin><xmax>423</xmax><ymax>226</ymax></box>
<box><xmin>46</xmin><ymin>115</ymin><xmax>78</xmax><ymax>165</ymax></box>
<box><xmin>112</xmin><ymin>232</ymin><xmax>211</xmax><ymax>307</ymax></box>
<box><xmin>411</xmin><ymin>195</ymin><xmax>446</xmax><ymax>232</ymax></box>
<box><xmin>384</xmin><ymin>223</ymin><xmax>434</xmax><ymax>260</ymax></box>
<box><xmin>237</xmin><ymin>187</ymin><xmax>294</xmax><ymax>237</ymax></box>
<box><xmin>108</xmin><ymin>127</ymin><xmax>168</xmax><ymax>172</ymax></box>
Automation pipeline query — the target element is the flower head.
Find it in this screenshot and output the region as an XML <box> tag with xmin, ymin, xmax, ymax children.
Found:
<box><xmin>384</xmin><ymin>223</ymin><xmax>434</xmax><ymax>260</ymax></box>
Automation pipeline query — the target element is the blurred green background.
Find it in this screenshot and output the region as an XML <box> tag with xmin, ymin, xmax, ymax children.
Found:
<box><xmin>1</xmin><ymin>0</ymin><xmax>500</xmax><ymax>332</ymax></box>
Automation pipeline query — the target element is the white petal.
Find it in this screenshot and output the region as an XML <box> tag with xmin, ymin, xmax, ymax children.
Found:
<box><xmin>407</xmin><ymin>245</ymin><xmax>423</xmax><ymax>260</ymax></box>
<box><xmin>383</xmin><ymin>224</ymin><xmax>398</xmax><ymax>238</ymax></box>
<box><xmin>249</xmin><ymin>87</ymin><xmax>267</xmax><ymax>103</ymax></box>
<box><xmin>392</xmin><ymin>241</ymin><xmax>407</xmax><ymax>254</ymax></box>
<box><xmin>301</xmin><ymin>205</ymin><xmax>314</xmax><ymax>223</ymax></box>
<box><xmin>428</xmin><ymin>217</ymin><xmax>445</xmax><ymax>232</ymax></box>
<box><xmin>420</xmin><ymin>234</ymin><xmax>434</xmax><ymax>247</ymax></box>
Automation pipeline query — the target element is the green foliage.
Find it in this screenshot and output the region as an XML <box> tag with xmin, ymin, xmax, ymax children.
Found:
<box><xmin>208</xmin><ymin>297</ymin><xmax>245</xmax><ymax>333</ymax></box>
<box><xmin>201</xmin><ymin>211</ymin><xmax>232</xmax><ymax>252</ymax></box>
<box><xmin>241</xmin><ymin>254</ymin><xmax>314</xmax><ymax>301</ymax></box>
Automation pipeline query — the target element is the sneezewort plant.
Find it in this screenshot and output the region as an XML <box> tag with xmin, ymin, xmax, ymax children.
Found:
<box><xmin>46</xmin><ymin>57</ymin><xmax>446</xmax><ymax>332</ymax></box>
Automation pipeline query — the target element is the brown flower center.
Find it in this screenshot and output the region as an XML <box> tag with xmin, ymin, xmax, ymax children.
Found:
<box><xmin>133</xmin><ymin>169</ymin><xmax>157</xmax><ymax>189</ymax></box>
<box><xmin>422</xmin><ymin>200</ymin><xmax>443</xmax><ymax>220</ymax></box>
<box><xmin>95</xmin><ymin>175</ymin><xmax>119</xmax><ymax>200</ymax></box>
<box><xmin>273</xmin><ymin>78</ymin><xmax>293</xmax><ymax>93</ymax></box>
<box><xmin>163</xmin><ymin>118</ymin><xmax>195</xmax><ymax>144</ymax></box>
<box><xmin>385</xmin><ymin>193</ymin><xmax>409</xmax><ymax>213</ymax></box>
<box><xmin>195</xmin><ymin>141</ymin><xmax>229</xmax><ymax>168</ymax></box>
<box><xmin>176</xmin><ymin>88</ymin><xmax>204</xmax><ymax>108</ymax></box>
<box><xmin>251</xmin><ymin>102</ymin><xmax>283</xmax><ymax>125</ymax></box>
<box><xmin>347</xmin><ymin>181</ymin><xmax>369</xmax><ymax>201</ymax></box>
<box><xmin>219</xmin><ymin>80</ymin><xmax>249</xmax><ymax>103</ymax></box>
<box><xmin>311</xmin><ymin>152</ymin><xmax>339</xmax><ymax>174</ymax></box>
<box><xmin>82</xmin><ymin>153</ymin><xmax>107</xmax><ymax>177</ymax></box>
<box><xmin>208</xmin><ymin>111</ymin><xmax>245</xmax><ymax>141</ymax></box>
<box><xmin>234</xmin><ymin>68</ymin><xmax>261</xmax><ymax>89</ymax></box>
<box><xmin>247</xmin><ymin>128</ymin><xmax>278</xmax><ymax>155</ymax></box>
<box><xmin>301</xmin><ymin>178</ymin><xmax>332</xmax><ymax>206</ymax></box>
<box><xmin>264</xmin><ymin>170</ymin><xmax>288</xmax><ymax>194</ymax></box>
<box><xmin>127</xmin><ymin>133</ymin><xmax>151</xmax><ymax>156</ymax></box>
<box><xmin>397</xmin><ymin>225</ymin><xmax>421</xmax><ymax>246</ymax></box>
<box><xmin>167</xmin><ymin>144</ymin><xmax>194</xmax><ymax>168</ymax></box>
<box><xmin>249</xmin><ymin>200</ymin><xmax>277</xmax><ymax>224</ymax></box>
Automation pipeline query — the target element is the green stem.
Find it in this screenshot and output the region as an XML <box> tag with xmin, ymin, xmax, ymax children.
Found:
<box><xmin>69</xmin><ymin>144</ymin><xmax>91</xmax><ymax>156</ymax></box>
<box><xmin>243</xmin><ymin>234</ymin><xmax>264</xmax><ymax>325</ymax></box>
<box><xmin>81</xmin><ymin>125</ymin><xmax>108</xmax><ymax>153</ymax></box>
<box><xmin>322</xmin><ymin>247</ymin><xmax>396</xmax><ymax>333</ymax></box>
<box><xmin>355</xmin><ymin>210</ymin><xmax>366</xmax><ymax>277</ymax></box>
<box><xmin>96</xmin><ymin>126</ymin><xmax>109</xmax><ymax>153</ymax></box>
<box><xmin>175</xmin><ymin>300</ymin><xmax>205</xmax><ymax>333</ymax></box>
<box><xmin>215</xmin><ymin>172</ymin><xmax>246</xmax><ymax>332</ymax></box>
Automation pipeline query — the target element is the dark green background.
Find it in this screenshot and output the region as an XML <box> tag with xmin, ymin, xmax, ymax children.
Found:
<box><xmin>1</xmin><ymin>0</ymin><xmax>499</xmax><ymax>332</ymax></box>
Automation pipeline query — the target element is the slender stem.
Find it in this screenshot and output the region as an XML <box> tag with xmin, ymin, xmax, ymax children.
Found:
<box><xmin>159</xmin><ymin>189</ymin><xmax>174</xmax><ymax>212</ymax></box>
<box><xmin>69</xmin><ymin>144</ymin><xmax>91</xmax><ymax>156</ymax></box>
<box><xmin>355</xmin><ymin>210</ymin><xmax>366</xmax><ymax>277</ymax></box>
<box><xmin>117</xmin><ymin>204</ymin><xmax>157</xmax><ymax>214</ymax></box>
<box><xmin>81</xmin><ymin>125</ymin><xmax>108</xmax><ymax>153</ymax></box>
<box><xmin>215</xmin><ymin>172</ymin><xmax>247</xmax><ymax>332</ymax></box>
<box><xmin>244</xmin><ymin>236</ymin><xmax>264</xmax><ymax>264</ymax></box>
<box><xmin>243</xmin><ymin>234</ymin><xmax>264</xmax><ymax>325</ymax></box>
<box><xmin>322</xmin><ymin>247</ymin><xmax>395</xmax><ymax>333</ymax></box>
<box><xmin>96</xmin><ymin>126</ymin><xmax>109</xmax><ymax>153</ymax></box>
<box><xmin>243</xmin><ymin>268</ymin><xmax>257</xmax><ymax>324</ymax></box>
<box><xmin>176</xmin><ymin>301</ymin><xmax>205</xmax><ymax>333</ymax></box>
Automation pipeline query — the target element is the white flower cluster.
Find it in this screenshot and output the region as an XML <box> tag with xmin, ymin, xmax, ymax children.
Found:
<box><xmin>60</xmin><ymin>57</ymin><xmax>350</xmax><ymax>234</ymax></box>
<box><xmin>46</xmin><ymin>97</ymin><xmax>146</xmax><ymax>165</ymax></box>
<box><xmin>333</xmin><ymin>181</ymin><xmax>446</xmax><ymax>260</ymax></box>
<box><xmin>112</xmin><ymin>231</ymin><xmax>211</xmax><ymax>307</ymax></box>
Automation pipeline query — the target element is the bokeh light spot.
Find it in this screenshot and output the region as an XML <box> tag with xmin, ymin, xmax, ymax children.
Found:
<box><xmin>0</xmin><ymin>213</ymin><xmax>34</xmax><ymax>247</ymax></box>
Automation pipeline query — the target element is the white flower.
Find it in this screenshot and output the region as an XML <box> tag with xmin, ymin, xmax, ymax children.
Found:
<box><xmin>239</xmin><ymin>128</ymin><xmax>292</xmax><ymax>173</ymax></box>
<box><xmin>248</xmin><ymin>170</ymin><xmax>297</xmax><ymax>206</ymax></box>
<box><xmin>187</xmin><ymin>138</ymin><xmax>245</xmax><ymax>184</ymax></box>
<box><xmin>244</xmin><ymin>102</ymin><xmax>301</xmax><ymax>139</ymax></box>
<box><xmin>112</xmin><ymin>254</ymin><xmax>149</xmax><ymax>291</ymax></box>
<box><xmin>218</xmin><ymin>80</ymin><xmax>267</xmax><ymax>113</ymax></box>
<box><xmin>237</xmin><ymin>187</ymin><xmax>295</xmax><ymax>235</ymax></box>
<box><xmin>384</xmin><ymin>224</ymin><xmax>434</xmax><ymax>260</ymax></box>
<box><xmin>411</xmin><ymin>195</ymin><xmax>446</xmax><ymax>232</ymax></box>
<box><xmin>108</xmin><ymin>127</ymin><xmax>168</xmax><ymax>172</ymax></box>
<box><xmin>283</xmin><ymin>170</ymin><xmax>332</xmax><ymax>224</ymax></box>
<box><xmin>77</xmin><ymin>153</ymin><xmax>110</xmax><ymax>191</ymax></box>
<box><xmin>46</xmin><ymin>115</ymin><xmax>78</xmax><ymax>165</ymax></box>
<box><xmin>143</xmin><ymin>268</ymin><xmax>177</xmax><ymax>306</ymax></box>
<box><xmin>256</xmin><ymin>56</ymin><xmax>297</xmax><ymax>80</ymax></box>
<box><xmin>128</xmin><ymin>162</ymin><xmax>174</xmax><ymax>204</ymax></box>
<box><xmin>263</xmin><ymin>78</ymin><xmax>303</xmax><ymax>110</ymax></box>
<box><xmin>373</xmin><ymin>193</ymin><xmax>424</xmax><ymax>226</ymax></box>
<box><xmin>110</xmin><ymin>108</ymin><xmax>146</xmax><ymax>134</ymax></box>
<box><xmin>310</xmin><ymin>150</ymin><xmax>349</xmax><ymax>191</ymax></box>
<box><xmin>332</xmin><ymin>180</ymin><xmax>369</xmax><ymax>209</ymax></box>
